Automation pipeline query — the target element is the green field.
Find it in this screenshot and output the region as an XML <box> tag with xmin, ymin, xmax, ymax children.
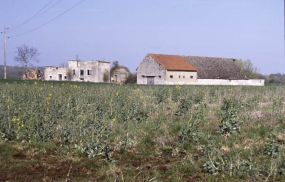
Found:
<box><xmin>0</xmin><ymin>80</ymin><xmax>284</xmax><ymax>181</ymax></box>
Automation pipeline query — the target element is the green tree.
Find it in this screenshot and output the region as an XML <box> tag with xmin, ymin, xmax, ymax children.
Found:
<box><xmin>235</xmin><ymin>59</ymin><xmax>259</xmax><ymax>79</ymax></box>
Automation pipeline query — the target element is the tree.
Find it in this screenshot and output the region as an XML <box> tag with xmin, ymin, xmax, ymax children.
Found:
<box><xmin>14</xmin><ymin>44</ymin><xmax>40</xmax><ymax>71</ymax></box>
<box><xmin>235</xmin><ymin>59</ymin><xmax>259</xmax><ymax>79</ymax></box>
<box><xmin>110</xmin><ymin>61</ymin><xmax>119</xmax><ymax>76</ymax></box>
<box><xmin>125</xmin><ymin>72</ymin><xmax>137</xmax><ymax>83</ymax></box>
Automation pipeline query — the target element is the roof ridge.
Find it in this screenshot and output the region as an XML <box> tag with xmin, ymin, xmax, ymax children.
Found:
<box><xmin>148</xmin><ymin>53</ymin><xmax>234</xmax><ymax>60</ymax></box>
<box><xmin>182</xmin><ymin>55</ymin><xmax>234</xmax><ymax>60</ymax></box>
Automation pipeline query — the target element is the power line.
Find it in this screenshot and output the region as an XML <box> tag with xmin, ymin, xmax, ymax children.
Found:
<box><xmin>9</xmin><ymin>0</ymin><xmax>61</xmax><ymax>32</ymax></box>
<box><xmin>9</xmin><ymin>0</ymin><xmax>85</xmax><ymax>38</ymax></box>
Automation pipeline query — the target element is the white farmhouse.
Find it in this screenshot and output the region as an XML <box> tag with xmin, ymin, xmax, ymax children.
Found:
<box><xmin>137</xmin><ymin>53</ymin><xmax>264</xmax><ymax>86</ymax></box>
<box><xmin>44</xmin><ymin>60</ymin><xmax>110</xmax><ymax>82</ymax></box>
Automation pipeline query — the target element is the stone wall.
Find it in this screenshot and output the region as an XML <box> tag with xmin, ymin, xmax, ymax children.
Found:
<box><xmin>137</xmin><ymin>55</ymin><xmax>166</xmax><ymax>84</ymax></box>
<box><xmin>111</xmin><ymin>67</ymin><xmax>130</xmax><ymax>83</ymax></box>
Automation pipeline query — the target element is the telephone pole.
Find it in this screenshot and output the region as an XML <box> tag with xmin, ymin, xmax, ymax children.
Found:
<box><xmin>4</xmin><ymin>27</ymin><xmax>7</xmax><ymax>79</ymax></box>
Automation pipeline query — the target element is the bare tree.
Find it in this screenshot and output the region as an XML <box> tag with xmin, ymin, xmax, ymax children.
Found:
<box><xmin>14</xmin><ymin>44</ymin><xmax>40</xmax><ymax>71</ymax></box>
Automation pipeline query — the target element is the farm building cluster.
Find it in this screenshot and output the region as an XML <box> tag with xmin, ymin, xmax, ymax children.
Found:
<box><xmin>42</xmin><ymin>53</ymin><xmax>264</xmax><ymax>86</ymax></box>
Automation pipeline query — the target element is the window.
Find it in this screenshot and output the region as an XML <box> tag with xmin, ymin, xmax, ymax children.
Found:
<box><xmin>183</xmin><ymin>76</ymin><xmax>185</xmax><ymax>78</ymax></box>
<box><xmin>80</xmin><ymin>70</ymin><xmax>84</xmax><ymax>76</ymax></box>
<box><xmin>190</xmin><ymin>76</ymin><xmax>193</xmax><ymax>79</ymax></box>
<box><xmin>159</xmin><ymin>76</ymin><xmax>161</xmax><ymax>78</ymax></box>
<box><xmin>64</xmin><ymin>76</ymin><xmax>67</xmax><ymax>80</ymax></box>
<box><xmin>73</xmin><ymin>69</ymin><xmax>76</xmax><ymax>76</ymax></box>
<box><xmin>87</xmin><ymin>70</ymin><xmax>92</xmax><ymax>75</ymax></box>
<box><xmin>170</xmin><ymin>75</ymin><xmax>173</xmax><ymax>78</ymax></box>
<box><xmin>179</xmin><ymin>75</ymin><xmax>181</xmax><ymax>78</ymax></box>
<box><xmin>49</xmin><ymin>76</ymin><xmax>52</xmax><ymax>79</ymax></box>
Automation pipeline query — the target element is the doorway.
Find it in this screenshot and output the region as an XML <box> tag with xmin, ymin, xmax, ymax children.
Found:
<box><xmin>58</xmin><ymin>74</ymin><xmax>62</xmax><ymax>81</ymax></box>
<box><xmin>147</xmin><ymin>76</ymin><xmax>155</xmax><ymax>85</ymax></box>
<box><xmin>80</xmin><ymin>69</ymin><xmax>84</xmax><ymax>80</ymax></box>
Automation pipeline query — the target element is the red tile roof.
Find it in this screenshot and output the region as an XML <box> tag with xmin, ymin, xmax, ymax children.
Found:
<box><xmin>149</xmin><ymin>53</ymin><xmax>197</xmax><ymax>71</ymax></box>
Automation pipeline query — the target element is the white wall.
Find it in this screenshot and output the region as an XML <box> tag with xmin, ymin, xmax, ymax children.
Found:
<box><xmin>164</xmin><ymin>79</ymin><xmax>265</xmax><ymax>86</ymax></box>
<box><xmin>68</xmin><ymin>60</ymin><xmax>110</xmax><ymax>82</ymax></box>
<box><xmin>44</xmin><ymin>67</ymin><xmax>67</xmax><ymax>81</ymax></box>
<box><xmin>165</xmin><ymin>70</ymin><xmax>197</xmax><ymax>83</ymax></box>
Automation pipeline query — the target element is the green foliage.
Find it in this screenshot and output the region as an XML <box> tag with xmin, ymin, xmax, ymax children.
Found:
<box><xmin>219</xmin><ymin>98</ymin><xmax>242</xmax><ymax>137</ymax></box>
<box><xmin>0</xmin><ymin>81</ymin><xmax>284</xmax><ymax>181</ymax></box>
<box><xmin>175</xmin><ymin>97</ymin><xmax>192</xmax><ymax>116</ymax></box>
<box><xmin>235</xmin><ymin>59</ymin><xmax>259</xmax><ymax>79</ymax></box>
<box><xmin>263</xmin><ymin>134</ymin><xmax>282</xmax><ymax>158</ymax></box>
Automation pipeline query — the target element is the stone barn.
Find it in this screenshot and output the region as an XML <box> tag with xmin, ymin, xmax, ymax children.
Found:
<box><xmin>137</xmin><ymin>54</ymin><xmax>197</xmax><ymax>85</ymax></box>
<box><xmin>111</xmin><ymin>66</ymin><xmax>131</xmax><ymax>83</ymax></box>
<box><xmin>44</xmin><ymin>60</ymin><xmax>110</xmax><ymax>83</ymax></box>
<box><xmin>137</xmin><ymin>53</ymin><xmax>264</xmax><ymax>86</ymax></box>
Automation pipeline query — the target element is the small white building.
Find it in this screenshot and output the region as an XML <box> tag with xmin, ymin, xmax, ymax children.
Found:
<box><xmin>137</xmin><ymin>53</ymin><xmax>264</xmax><ymax>86</ymax></box>
<box><xmin>44</xmin><ymin>67</ymin><xmax>68</xmax><ymax>81</ymax></box>
<box><xmin>44</xmin><ymin>60</ymin><xmax>110</xmax><ymax>82</ymax></box>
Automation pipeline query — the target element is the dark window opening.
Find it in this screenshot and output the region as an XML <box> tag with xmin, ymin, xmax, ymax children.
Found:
<box><xmin>190</xmin><ymin>76</ymin><xmax>193</xmax><ymax>79</ymax></box>
<box><xmin>179</xmin><ymin>75</ymin><xmax>181</xmax><ymax>78</ymax></box>
<box><xmin>73</xmin><ymin>69</ymin><xmax>76</xmax><ymax>76</ymax></box>
<box><xmin>87</xmin><ymin>70</ymin><xmax>92</xmax><ymax>75</ymax></box>
<box><xmin>183</xmin><ymin>76</ymin><xmax>185</xmax><ymax>78</ymax></box>
<box><xmin>170</xmin><ymin>75</ymin><xmax>173</xmax><ymax>78</ymax></box>
<box><xmin>159</xmin><ymin>76</ymin><xmax>161</xmax><ymax>78</ymax></box>
<box><xmin>64</xmin><ymin>76</ymin><xmax>67</xmax><ymax>80</ymax></box>
<box><xmin>49</xmin><ymin>76</ymin><xmax>52</xmax><ymax>79</ymax></box>
<box><xmin>80</xmin><ymin>70</ymin><xmax>84</xmax><ymax>76</ymax></box>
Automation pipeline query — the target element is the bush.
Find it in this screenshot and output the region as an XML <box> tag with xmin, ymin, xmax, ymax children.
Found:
<box><xmin>125</xmin><ymin>72</ymin><xmax>137</xmax><ymax>83</ymax></box>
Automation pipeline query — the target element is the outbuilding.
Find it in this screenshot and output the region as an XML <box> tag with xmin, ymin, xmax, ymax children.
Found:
<box><xmin>137</xmin><ymin>53</ymin><xmax>264</xmax><ymax>86</ymax></box>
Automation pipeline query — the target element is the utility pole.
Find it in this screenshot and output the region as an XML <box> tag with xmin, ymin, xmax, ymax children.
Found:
<box><xmin>3</xmin><ymin>27</ymin><xmax>7</xmax><ymax>79</ymax></box>
<box><xmin>1</xmin><ymin>27</ymin><xmax>9</xmax><ymax>79</ymax></box>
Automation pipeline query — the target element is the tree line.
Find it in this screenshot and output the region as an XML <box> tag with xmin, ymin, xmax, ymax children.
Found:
<box><xmin>235</xmin><ymin>59</ymin><xmax>285</xmax><ymax>84</ymax></box>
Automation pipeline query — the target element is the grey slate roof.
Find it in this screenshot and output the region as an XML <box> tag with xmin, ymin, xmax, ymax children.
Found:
<box><xmin>182</xmin><ymin>55</ymin><xmax>247</xmax><ymax>80</ymax></box>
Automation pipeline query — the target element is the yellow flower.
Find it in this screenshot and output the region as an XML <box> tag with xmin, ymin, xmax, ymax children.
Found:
<box><xmin>12</xmin><ymin>118</ymin><xmax>16</xmax><ymax>122</ymax></box>
<box><xmin>51</xmin><ymin>86</ymin><xmax>53</xmax><ymax>88</ymax></box>
<box><xmin>40</xmin><ymin>87</ymin><xmax>43</xmax><ymax>90</ymax></box>
<box><xmin>47</xmin><ymin>102</ymin><xmax>50</xmax><ymax>106</ymax></box>
<box><xmin>34</xmin><ymin>81</ymin><xmax>37</xmax><ymax>85</ymax></box>
<box><xmin>16</xmin><ymin>118</ymin><xmax>20</xmax><ymax>122</ymax></box>
<box><xmin>49</xmin><ymin>93</ymin><xmax>52</xmax><ymax>97</ymax></box>
<box><xmin>18</xmin><ymin>126</ymin><xmax>21</xmax><ymax>130</ymax></box>
<box><xmin>119</xmin><ymin>83</ymin><xmax>122</xmax><ymax>86</ymax></box>
<box><xmin>112</xmin><ymin>118</ymin><xmax>116</xmax><ymax>123</ymax></box>
<box><xmin>137</xmin><ymin>88</ymin><xmax>140</xmax><ymax>91</ymax></box>
<box><xmin>116</xmin><ymin>93</ymin><xmax>119</xmax><ymax>96</ymax></box>
<box><xmin>21</xmin><ymin>124</ymin><xmax>24</xmax><ymax>128</ymax></box>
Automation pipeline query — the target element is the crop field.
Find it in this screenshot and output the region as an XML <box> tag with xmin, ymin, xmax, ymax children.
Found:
<box><xmin>0</xmin><ymin>80</ymin><xmax>284</xmax><ymax>181</ymax></box>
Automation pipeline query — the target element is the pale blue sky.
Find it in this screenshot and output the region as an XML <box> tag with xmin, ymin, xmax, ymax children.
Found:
<box><xmin>0</xmin><ymin>0</ymin><xmax>284</xmax><ymax>74</ymax></box>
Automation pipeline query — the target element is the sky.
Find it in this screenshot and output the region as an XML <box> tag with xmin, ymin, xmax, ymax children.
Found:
<box><xmin>0</xmin><ymin>0</ymin><xmax>284</xmax><ymax>74</ymax></box>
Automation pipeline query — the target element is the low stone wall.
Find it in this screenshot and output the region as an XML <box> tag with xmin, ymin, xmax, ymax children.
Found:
<box><xmin>164</xmin><ymin>79</ymin><xmax>264</xmax><ymax>86</ymax></box>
